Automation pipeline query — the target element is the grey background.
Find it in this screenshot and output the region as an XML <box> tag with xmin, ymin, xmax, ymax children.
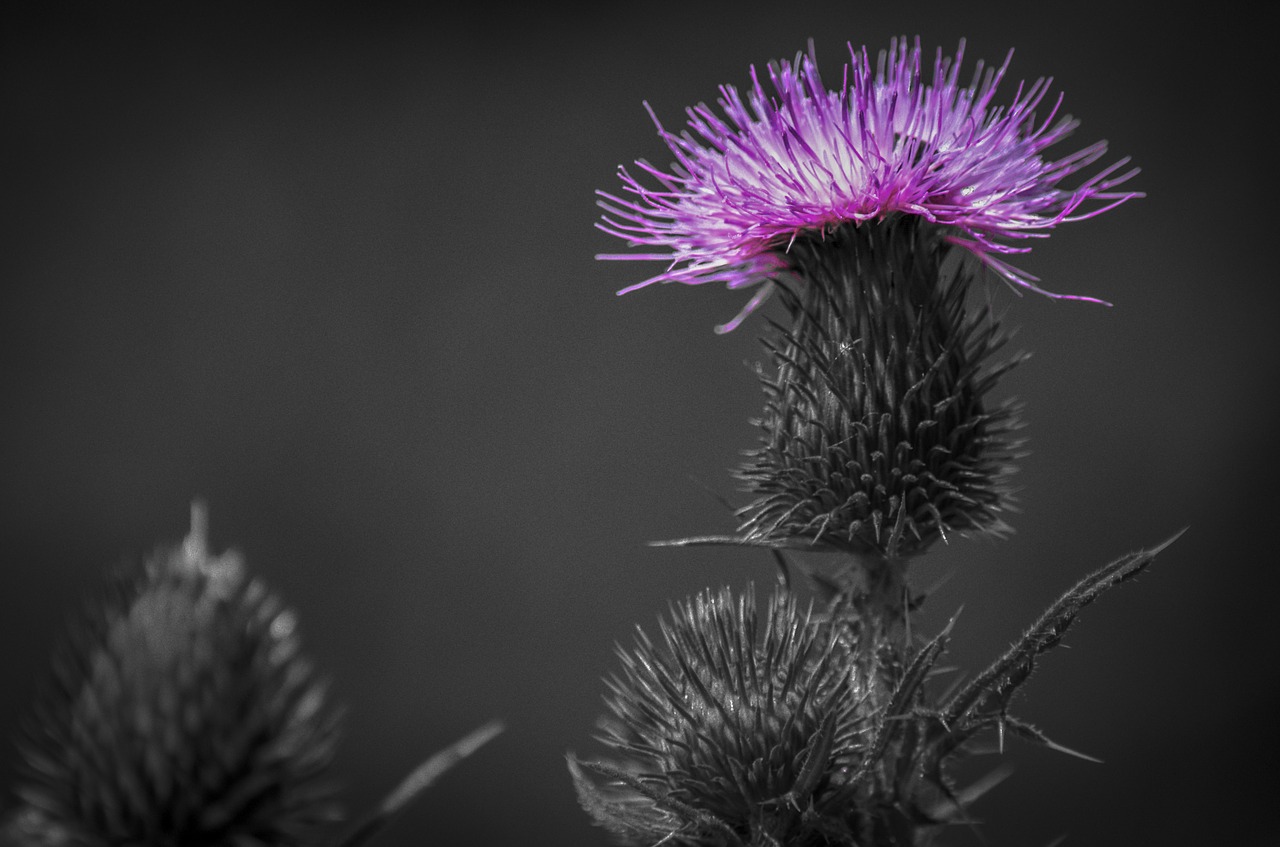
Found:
<box><xmin>2</xmin><ymin>3</ymin><xmax>1275</xmax><ymax>845</ymax></box>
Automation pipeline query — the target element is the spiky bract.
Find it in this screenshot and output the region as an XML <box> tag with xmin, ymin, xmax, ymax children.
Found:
<box><xmin>598</xmin><ymin>37</ymin><xmax>1139</xmax><ymax>332</ymax></box>
<box><xmin>6</xmin><ymin>517</ymin><xmax>341</xmax><ymax>847</ymax></box>
<box><xmin>735</xmin><ymin>218</ymin><xmax>1022</xmax><ymax>558</ymax></box>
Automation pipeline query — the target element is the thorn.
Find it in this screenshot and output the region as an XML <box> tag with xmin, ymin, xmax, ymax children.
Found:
<box><xmin>1152</xmin><ymin>526</ymin><xmax>1190</xmax><ymax>555</ymax></box>
<box><xmin>1039</xmin><ymin>737</ymin><xmax>1103</xmax><ymax>764</ymax></box>
<box><xmin>939</xmin><ymin>605</ymin><xmax>964</xmax><ymax>637</ymax></box>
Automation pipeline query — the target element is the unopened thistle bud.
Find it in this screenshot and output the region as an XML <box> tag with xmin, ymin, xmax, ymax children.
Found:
<box><xmin>6</xmin><ymin>504</ymin><xmax>342</xmax><ymax>846</ymax></box>
<box><xmin>571</xmin><ymin>585</ymin><xmax>1018</xmax><ymax>846</ymax></box>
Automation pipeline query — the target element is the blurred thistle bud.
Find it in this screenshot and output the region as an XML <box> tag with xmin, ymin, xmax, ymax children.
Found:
<box><xmin>5</xmin><ymin>503</ymin><xmax>342</xmax><ymax>846</ymax></box>
<box><xmin>735</xmin><ymin>218</ymin><xmax>1024</xmax><ymax>560</ymax></box>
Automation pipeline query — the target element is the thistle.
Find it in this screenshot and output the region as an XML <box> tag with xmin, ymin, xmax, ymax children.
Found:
<box><xmin>5</xmin><ymin>503</ymin><xmax>342</xmax><ymax>847</ymax></box>
<box><xmin>580</xmin><ymin>34</ymin><xmax>1175</xmax><ymax>847</ymax></box>
<box><xmin>601</xmin><ymin>37</ymin><xmax>1140</xmax><ymax>599</ymax></box>
<box><xmin>570</xmin><ymin>585</ymin><xmax>896</xmax><ymax>847</ymax></box>
<box><xmin>2</xmin><ymin>506</ymin><xmax>504</xmax><ymax>847</ymax></box>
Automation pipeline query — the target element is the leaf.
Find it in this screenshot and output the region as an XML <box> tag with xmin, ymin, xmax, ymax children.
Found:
<box><xmin>648</xmin><ymin>535</ymin><xmax>847</xmax><ymax>553</ymax></box>
<box><xmin>847</xmin><ymin>609</ymin><xmax>961</xmax><ymax>789</ymax></box>
<box><xmin>942</xmin><ymin>529</ymin><xmax>1185</xmax><ymax>729</ymax></box>
<box><xmin>568</xmin><ymin>756</ymin><xmax>744</xmax><ymax>847</ymax></box>
<box><xmin>336</xmin><ymin>720</ymin><xmax>504</xmax><ymax>847</ymax></box>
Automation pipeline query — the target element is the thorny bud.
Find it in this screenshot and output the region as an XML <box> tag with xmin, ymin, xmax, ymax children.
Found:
<box><xmin>735</xmin><ymin>218</ymin><xmax>1024</xmax><ymax>559</ymax></box>
<box><xmin>572</xmin><ymin>584</ymin><xmax>980</xmax><ymax>846</ymax></box>
<box><xmin>4</xmin><ymin>503</ymin><xmax>342</xmax><ymax>847</ymax></box>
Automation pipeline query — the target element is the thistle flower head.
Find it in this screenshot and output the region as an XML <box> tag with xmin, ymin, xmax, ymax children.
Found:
<box><xmin>6</xmin><ymin>504</ymin><xmax>342</xmax><ymax>847</ymax></box>
<box><xmin>599</xmin><ymin>37</ymin><xmax>1139</xmax><ymax>332</ymax></box>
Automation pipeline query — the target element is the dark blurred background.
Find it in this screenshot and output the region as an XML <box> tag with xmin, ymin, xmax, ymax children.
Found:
<box><xmin>2</xmin><ymin>3</ymin><xmax>1275</xmax><ymax>845</ymax></box>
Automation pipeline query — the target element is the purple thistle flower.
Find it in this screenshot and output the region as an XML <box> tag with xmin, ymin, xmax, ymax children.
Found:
<box><xmin>598</xmin><ymin>37</ymin><xmax>1139</xmax><ymax>332</ymax></box>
